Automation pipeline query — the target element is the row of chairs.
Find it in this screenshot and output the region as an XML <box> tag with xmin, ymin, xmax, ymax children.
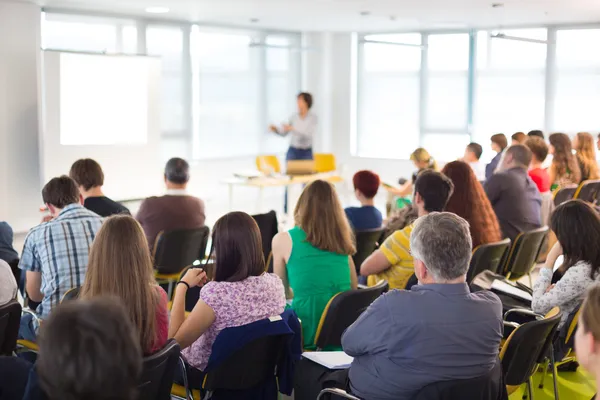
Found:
<box><xmin>554</xmin><ymin>179</ymin><xmax>600</xmax><ymax>207</ymax></box>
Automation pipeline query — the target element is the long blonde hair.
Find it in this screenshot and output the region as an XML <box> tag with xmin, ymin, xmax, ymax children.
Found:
<box><xmin>81</xmin><ymin>215</ymin><xmax>159</xmax><ymax>353</ymax></box>
<box><xmin>576</xmin><ymin>132</ymin><xmax>600</xmax><ymax>180</ymax></box>
<box><xmin>294</xmin><ymin>180</ymin><xmax>356</xmax><ymax>255</ymax></box>
<box><xmin>410</xmin><ymin>148</ymin><xmax>439</xmax><ymax>171</ymax></box>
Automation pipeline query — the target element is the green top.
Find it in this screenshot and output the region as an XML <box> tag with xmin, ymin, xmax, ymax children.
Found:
<box><xmin>286</xmin><ymin>226</ymin><xmax>351</xmax><ymax>349</ymax></box>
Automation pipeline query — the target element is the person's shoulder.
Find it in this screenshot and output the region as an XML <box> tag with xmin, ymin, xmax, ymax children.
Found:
<box><xmin>470</xmin><ymin>290</ymin><xmax>503</xmax><ymax>312</ymax></box>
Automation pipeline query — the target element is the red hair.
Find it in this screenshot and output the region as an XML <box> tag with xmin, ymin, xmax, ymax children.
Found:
<box><xmin>353</xmin><ymin>170</ymin><xmax>380</xmax><ymax>199</ymax></box>
<box><xmin>441</xmin><ymin>161</ymin><xmax>502</xmax><ymax>248</ymax></box>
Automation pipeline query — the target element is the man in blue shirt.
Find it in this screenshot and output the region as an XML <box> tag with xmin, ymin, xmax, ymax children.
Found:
<box><xmin>342</xmin><ymin>212</ymin><xmax>503</xmax><ymax>400</ymax></box>
<box><xmin>344</xmin><ymin>170</ymin><xmax>383</xmax><ymax>231</ymax></box>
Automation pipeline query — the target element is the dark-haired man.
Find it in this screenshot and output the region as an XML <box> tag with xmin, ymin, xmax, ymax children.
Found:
<box><xmin>360</xmin><ymin>171</ymin><xmax>454</xmax><ymax>290</ymax></box>
<box><xmin>19</xmin><ymin>176</ymin><xmax>104</xmax><ymax>339</ymax></box>
<box><xmin>136</xmin><ymin>157</ymin><xmax>206</xmax><ymax>249</ymax></box>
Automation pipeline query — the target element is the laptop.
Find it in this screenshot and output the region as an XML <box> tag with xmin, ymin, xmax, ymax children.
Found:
<box><xmin>286</xmin><ymin>160</ymin><xmax>316</xmax><ymax>176</ymax></box>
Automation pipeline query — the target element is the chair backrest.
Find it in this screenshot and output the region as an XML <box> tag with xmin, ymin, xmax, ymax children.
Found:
<box><xmin>414</xmin><ymin>358</ymin><xmax>507</xmax><ymax>400</ymax></box>
<box><xmin>467</xmin><ymin>239</ymin><xmax>512</xmax><ymax>283</ymax></box>
<box><xmin>203</xmin><ymin>334</ymin><xmax>287</xmax><ymax>391</ymax></box>
<box><xmin>314</xmin><ymin>153</ymin><xmax>336</xmax><ymax>173</ymax></box>
<box><xmin>553</xmin><ymin>185</ymin><xmax>578</xmax><ymax>206</ymax></box>
<box><xmin>502</xmin><ymin>227</ymin><xmax>548</xmax><ymax>280</ymax></box>
<box><xmin>138</xmin><ymin>339</ymin><xmax>180</xmax><ymax>400</ymax></box>
<box><xmin>251</xmin><ymin>210</ymin><xmax>279</xmax><ymax>271</ymax></box>
<box><xmin>554</xmin><ymin>305</ymin><xmax>582</xmax><ymax>362</ymax></box>
<box><xmin>0</xmin><ymin>300</ymin><xmax>21</xmax><ymax>356</ymax></box>
<box><xmin>154</xmin><ymin>227</ymin><xmax>210</xmax><ymax>275</ymax></box>
<box><xmin>256</xmin><ymin>155</ymin><xmax>281</xmax><ymax>174</ymax></box>
<box><xmin>315</xmin><ymin>280</ymin><xmax>389</xmax><ymax>349</ymax></box>
<box><xmin>500</xmin><ymin>308</ymin><xmax>561</xmax><ymax>387</ymax></box>
<box><xmin>61</xmin><ymin>287</ymin><xmax>81</xmax><ymax>303</ymax></box>
<box><xmin>352</xmin><ymin>229</ymin><xmax>384</xmax><ymax>274</ymax></box>
<box><xmin>574</xmin><ymin>180</ymin><xmax>600</xmax><ymax>206</ymax></box>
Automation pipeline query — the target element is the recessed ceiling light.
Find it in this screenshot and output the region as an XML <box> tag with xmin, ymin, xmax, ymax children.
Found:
<box><xmin>145</xmin><ymin>6</ymin><xmax>170</xmax><ymax>14</ymax></box>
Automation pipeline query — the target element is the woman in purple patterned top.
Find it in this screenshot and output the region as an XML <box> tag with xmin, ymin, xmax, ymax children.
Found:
<box><xmin>169</xmin><ymin>212</ymin><xmax>286</xmax><ymax>388</ymax></box>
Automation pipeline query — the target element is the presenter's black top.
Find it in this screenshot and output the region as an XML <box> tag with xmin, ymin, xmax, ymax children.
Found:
<box><xmin>84</xmin><ymin>196</ymin><xmax>130</xmax><ymax>217</ymax></box>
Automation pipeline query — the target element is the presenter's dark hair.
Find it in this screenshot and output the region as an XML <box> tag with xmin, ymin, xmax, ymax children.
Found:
<box><xmin>37</xmin><ymin>297</ymin><xmax>142</xmax><ymax>400</ymax></box>
<box><xmin>298</xmin><ymin>92</ymin><xmax>313</xmax><ymax>109</ymax></box>
<box><xmin>69</xmin><ymin>159</ymin><xmax>104</xmax><ymax>191</ymax></box>
<box><xmin>164</xmin><ymin>157</ymin><xmax>190</xmax><ymax>184</ymax></box>
<box><xmin>42</xmin><ymin>176</ymin><xmax>80</xmax><ymax>209</ymax></box>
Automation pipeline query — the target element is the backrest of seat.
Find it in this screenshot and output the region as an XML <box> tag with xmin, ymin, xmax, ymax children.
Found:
<box><xmin>314</xmin><ymin>153</ymin><xmax>336</xmax><ymax>173</ymax></box>
<box><xmin>467</xmin><ymin>239</ymin><xmax>511</xmax><ymax>283</ymax></box>
<box><xmin>61</xmin><ymin>287</ymin><xmax>81</xmax><ymax>303</ymax></box>
<box><xmin>315</xmin><ymin>281</ymin><xmax>389</xmax><ymax>349</ymax></box>
<box><xmin>553</xmin><ymin>305</ymin><xmax>582</xmax><ymax>362</ymax></box>
<box><xmin>500</xmin><ymin>311</ymin><xmax>561</xmax><ymax>386</ymax></box>
<box><xmin>203</xmin><ymin>334</ymin><xmax>287</xmax><ymax>391</ymax></box>
<box><xmin>352</xmin><ymin>229</ymin><xmax>384</xmax><ymax>274</ymax></box>
<box><xmin>252</xmin><ymin>211</ymin><xmax>278</xmax><ymax>267</ymax></box>
<box><xmin>575</xmin><ymin>180</ymin><xmax>600</xmax><ymax>206</ymax></box>
<box><xmin>256</xmin><ymin>155</ymin><xmax>281</xmax><ymax>174</ymax></box>
<box><xmin>138</xmin><ymin>339</ymin><xmax>180</xmax><ymax>400</ymax></box>
<box><xmin>502</xmin><ymin>227</ymin><xmax>548</xmax><ymax>279</ymax></box>
<box><xmin>0</xmin><ymin>300</ymin><xmax>22</xmax><ymax>356</ymax></box>
<box><xmin>154</xmin><ymin>227</ymin><xmax>210</xmax><ymax>275</ymax></box>
<box><xmin>554</xmin><ymin>185</ymin><xmax>578</xmax><ymax>206</ymax></box>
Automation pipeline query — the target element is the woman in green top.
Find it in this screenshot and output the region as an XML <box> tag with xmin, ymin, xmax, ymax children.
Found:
<box><xmin>273</xmin><ymin>180</ymin><xmax>358</xmax><ymax>349</ymax></box>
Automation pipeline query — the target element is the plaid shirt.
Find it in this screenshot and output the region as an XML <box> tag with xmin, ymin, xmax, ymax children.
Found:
<box><xmin>19</xmin><ymin>204</ymin><xmax>103</xmax><ymax>318</ymax></box>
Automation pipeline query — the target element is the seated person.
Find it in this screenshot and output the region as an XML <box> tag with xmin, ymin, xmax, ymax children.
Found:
<box><xmin>573</xmin><ymin>132</ymin><xmax>600</xmax><ymax>182</ymax></box>
<box><xmin>343</xmin><ymin>212</ymin><xmax>503</xmax><ymax>400</ymax></box>
<box><xmin>383</xmin><ymin>148</ymin><xmax>438</xmax><ymax>199</ymax></box>
<box><xmin>486</xmin><ymin>133</ymin><xmax>507</xmax><ymax>180</ymax></box>
<box><xmin>80</xmin><ymin>215</ymin><xmax>168</xmax><ymax>355</ymax></box>
<box><xmin>525</xmin><ymin>136</ymin><xmax>551</xmax><ymax>193</ymax></box>
<box><xmin>169</xmin><ymin>212</ymin><xmax>286</xmax><ymax>388</ymax></box>
<box><xmin>484</xmin><ymin>145</ymin><xmax>542</xmax><ymax>242</ymax></box>
<box><xmin>136</xmin><ymin>157</ymin><xmax>206</xmax><ymax>249</ymax></box>
<box><xmin>360</xmin><ymin>171</ymin><xmax>454</xmax><ymax>290</ymax></box>
<box><xmin>0</xmin><ymin>221</ymin><xmax>18</xmax><ymax>265</ymax></box>
<box><xmin>69</xmin><ymin>159</ymin><xmax>130</xmax><ymax>217</ymax></box>
<box><xmin>273</xmin><ymin>180</ymin><xmax>357</xmax><ymax>348</ymax></box>
<box><xmin>345</xmin><ymin>170</ymin><xmax>383</xmax><ymax>231</ymax></box>
<box><xmin>532</xmin><ymin>200</ymin><xmax>600</xmax><ymax>328</ymax></box>
<box><xmin>511</xmin><ymin>132</ymin><xmax>527</xmax><ymax>145</ymax></box>
<box><xmin>548</xmin><ymin>133</ymin><xmax>581</xmax><ymax>189</ymax></box>
<box><xmin>463</xmin><ymin>142</ymin><xmax>486</xmax><ymax>181</ymax></box>
<box><xmin>528</xmin><ymin>130</ymin><xmax>545</xmax><ymax>140</ymax></box>
<box><xmin>575</xmin><ymin>283</ymin><xmax>600</xmax><ymax>393</ymax></box>
<box><xmin>19</xmin><ymin>176</ymin><xmax>104</xmax><ymax>340</ymax></box>
<box><xmin>0</xmin><ymin>259</ymin><xmax>17</xmax><ymax>306</ymax></box>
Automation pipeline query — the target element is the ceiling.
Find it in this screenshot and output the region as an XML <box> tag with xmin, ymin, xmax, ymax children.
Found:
<box><xmin>14</xmin><ymin>0</ymin><xmax>600</xmax><ymax>31</ymax></box>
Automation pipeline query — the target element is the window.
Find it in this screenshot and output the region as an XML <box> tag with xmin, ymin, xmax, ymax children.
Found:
<box><xmin>357</xmin><ymin>34</ymin><xmax>422</xmax><ymax>159</ymax></box>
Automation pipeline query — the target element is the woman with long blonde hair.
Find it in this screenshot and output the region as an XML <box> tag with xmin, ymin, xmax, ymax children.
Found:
<box><xmin>80</xmin><ymin>215</ymin><xmax>169</xmax><ymax>354</ymax></box>
<box><xmin>549</xmin><ymin>133</ymin><xmax>581</xmax><ymax>190</ymax></box>
<box><xmin>272</xmin><ymin>180</ymin><xmax>357</xmax><ymax>349</ymax></box>
<box><xmin>574</xmin><ymin>132</ymin><xmax>599</xmax><ymax>182</ymax></box>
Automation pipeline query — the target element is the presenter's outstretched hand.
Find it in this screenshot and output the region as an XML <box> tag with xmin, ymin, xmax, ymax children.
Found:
<box><xmin>269</xmin><ymin>124</ymin><xmax>278</xmax><ymax>133</ymax></box>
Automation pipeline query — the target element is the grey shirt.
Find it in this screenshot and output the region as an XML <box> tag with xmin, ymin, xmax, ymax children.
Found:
<box><xmin>342</xmin><ymin>283</ymin><xmax>503</xmax><ymax>400</ymax></box>
<box><xmin>285</xmin><ymin>112</ymin><xmax>317</xmax><ymax>149</ymax></box>
<box><xmin>484</xmin><ymin>167</ymin><xmax>542</xmax><ymax>241</ymax></box>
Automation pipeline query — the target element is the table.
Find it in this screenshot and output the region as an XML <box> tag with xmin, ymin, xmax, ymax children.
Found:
<box><xmin>222</xmin><ymin>172</ymin><xmax>344</xmax><ymax>214</ymax></box>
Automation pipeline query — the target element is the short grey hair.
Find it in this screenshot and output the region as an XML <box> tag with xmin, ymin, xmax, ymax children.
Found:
<box><xmin>410</xmin><ymin>212</ymin><xmax>473</xmax><ymax>282</ymax></box>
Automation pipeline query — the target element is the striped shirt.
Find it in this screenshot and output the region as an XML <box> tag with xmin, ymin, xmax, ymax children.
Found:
<box><xmin>19</xmin><ymin>204</ymin><xmax>103</xmax><ymax>318</ymax></box>
<box><xmin>368</xmin><ymin>224</ymin><xmax>415</xmax><ymax>290</ymax></box>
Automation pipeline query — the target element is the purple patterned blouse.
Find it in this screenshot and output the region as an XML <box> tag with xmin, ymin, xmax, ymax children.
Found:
<box><xmin>181</xmin><ymin>273</ymin><xmax>286</xmax><ymax>371</ymax></box>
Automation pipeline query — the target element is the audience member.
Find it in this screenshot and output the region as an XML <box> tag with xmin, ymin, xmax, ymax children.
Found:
<box><xmin>19</xmin><ymin>176</ymin><xmax>103</xmax><ymax>340</ymax></box>
<box><xmin>528</xmin><ymin>130</ymin><xmax>545</xmax><ymax>140</ymax></box>
<box><xmin>171</xmin><ymin>212</ymin><xmax>286</xmax><ymax>387</ymax></box>
<box><xmin>525</xmin><ymin>136</ymin><xmax>551</xmax><ymax>193</ymax></box>
<box><xmin>345</xmin><ymin>170</ymin><xmax>383</xmax><ymax>230</ymax></box>
<box><xmin>136</xmin><ymin>157</ymin><xmax>206</xmax><ymax>249</ymax></box>
<box><xmin>486</xmin><ymin>133</ymin><xmax>508</xmax><ymax>180</ymax></box>
<box><xmin>511</xmin><ymin>132</ymin><xmax>527</xmax><ymax>145</ymax></box>
<box><xmin>463</xmin><ymin>142</ymin><xmax>486</xmax><ymax>181</ymax></box>
<box><xmin>573</xmin><ymin>132</ymin><xmax>600</xmax><ymax>182</ymax></box>
<box><xmin>80</xmin><ymin>215</ymin><xmax>168</xmax><ymax>355</ymax></box>
<box><xmin>361</xmin><ymin>171</ymin><xmax>454</xmax><ymax>290</ymax></box>
<box><xmin>69</xmin><ymin>159</ymin><xmax>130</xmax><ymax>217</ymax></box>
<box><xmin>549</xmin><ymin>133</ymin><xmax>581</xmax><ymax>190</ymax></box>
<box><xmin>0</xmin><ymin>222</ymin><xmax>18</xmax><ymax>265</ymax></box>
<box><xmin>343</xmin><ymin>213</ymin><xmax>503</xmax><ymax>400</ymax></box>
<box><xmin>484</xmin><ymin>145</ymin><xmax>542</xmax><ymax>241</ymax></box>
<box><xmin>532</xmin><ymin>200</ymin><xmax>600</xmax><ymax>328</ymax></box>
<box><xmin>384</xmin><ymin>148</ymin><xmax>438</xmax><ymax>198</ymax></box>
<box><xmin>0</xmin><ymin>259</ymin><xmax>17</xmax><ymax>306</ymax></box>
<box><xmin>37</xmin><ymin>297</ymin><xmax>142</xmax><ymax>400</ymax></box>
<box><xmin>441</xmin><ymin>161</ymin><xmax>502</xmax><ymax>248</ymax></box>
<box><xmin>273</xmin><ymin>180</ymin><xmax>357</xmax><ymax>348</ymax></box>
<box><xmin>575</xmin><ymin>283</ymin><xmax>600</xmax><ymax>391</ymax></box>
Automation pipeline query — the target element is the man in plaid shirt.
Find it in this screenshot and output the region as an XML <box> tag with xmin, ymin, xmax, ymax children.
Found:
<box><xmin>19</xmin><ymin>176</ymin><xmax>104</xmax><ymax>340</ymax></box>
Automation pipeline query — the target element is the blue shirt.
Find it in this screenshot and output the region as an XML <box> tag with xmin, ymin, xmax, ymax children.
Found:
<box><xmin>19</xmin><ymin>204</ymin><xmax>103</xmax><ymax>318</ymax></box>
<box><xmin>342</xmin><ymin>283</ymin><xmax>503</xmax><ymax>400</ymax></box>
<box><xmin>344</xmin><ymin>206</ymin><xmax>383</xmax><ymax>231</ymax></box>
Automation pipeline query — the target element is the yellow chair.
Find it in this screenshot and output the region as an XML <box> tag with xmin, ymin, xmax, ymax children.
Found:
<box><xmin>314</xmin><ymin>153</ymin><xmax>336</xmax><ymax>173</ymax></box>
<box><xmin>256</xmin><ymin>155</ymin><xmax>281</xmax><ymax>174</ymax></box>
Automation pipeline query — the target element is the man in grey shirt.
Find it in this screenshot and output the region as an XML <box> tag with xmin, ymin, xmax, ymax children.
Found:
<box><xmin>342</xmin><ymin>213</ymin><xmax>503</xmax><ymax>400</ymax></box>
<box><xmin>484</xmin><ymin>144</ymin><xmax>542</xmax><ymax>241</ymax></box>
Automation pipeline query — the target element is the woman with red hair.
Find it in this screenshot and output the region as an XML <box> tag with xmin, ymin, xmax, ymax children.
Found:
<box><xmin>345</xmin><ymin>170</ymin><xmax>383</xmax><ymax>231</ymax></box>
<box><xmin>441</xmin><ymin>161</ymin><xmax>502</xmax><ymax>248</ymax></box>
